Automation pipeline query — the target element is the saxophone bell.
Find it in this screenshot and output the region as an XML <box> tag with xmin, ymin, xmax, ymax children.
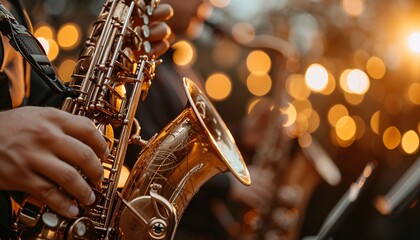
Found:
<box><xmin>112</xmin><ymin>78</ymin><xmax>251</xmax><ymax>240</ymax></box>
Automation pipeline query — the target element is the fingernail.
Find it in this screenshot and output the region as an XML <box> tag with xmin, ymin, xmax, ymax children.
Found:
<box><xmin>87</xmin><ymin>191</ymin><xmax>96</xmax><ymax>205</ymax></box>
<box><xmin>103</xmin><ymin>147</ymin><xmax>110</xmax><ymax>160</ymax></box>
<box><xmin>67</xmin><ymin>204</ymin><xmax>79</xmax><ymax>217</ymax></box>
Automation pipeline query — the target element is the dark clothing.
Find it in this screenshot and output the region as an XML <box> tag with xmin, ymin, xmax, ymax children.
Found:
<box><xmin>0</xmin><ymin>0</ymin><xmax>31</xmax><ymax>109</ymax></box>
<box><xmin>0</xmin><ymin>73</ymin><xmax>13</xmax><ymax>109</ymax></box>
<box><xmin>0</xmin><ymin>192</ymin><xmax>13</xmax><ymax>240</ymax></box>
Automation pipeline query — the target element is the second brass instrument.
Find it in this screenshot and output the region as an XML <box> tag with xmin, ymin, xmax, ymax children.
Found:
<box><xmin>205</xmin><ymin>20</ymin><xmax>341</xmax><ymax>240</ymax></box>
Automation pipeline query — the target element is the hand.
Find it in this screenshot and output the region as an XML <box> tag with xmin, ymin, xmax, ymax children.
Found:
<box><xmin>229</xmin><ymin>165</ymin><xmax>275</xmax><ymax>210</ymax></box>
<box><xmin>0</xmin><ymin>107</ymin><xmax>108</xmax><ymax>218</ymax></box>
<box><xmin>146</xmin><ymin>3</ymin><xmax>173</xmax><ymax>57</ymax></box>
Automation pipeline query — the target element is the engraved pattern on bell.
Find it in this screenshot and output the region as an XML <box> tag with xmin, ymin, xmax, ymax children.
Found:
<box><xmin>148</xmin><ymin>120</ymin><xmax>191</xmax><ymax>172</ymax></box>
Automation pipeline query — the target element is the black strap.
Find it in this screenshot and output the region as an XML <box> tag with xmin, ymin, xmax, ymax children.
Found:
<box><xmin>0</xmin><ymin>3</ymin><xmax>78</xmax><ymax>99</ymax></box>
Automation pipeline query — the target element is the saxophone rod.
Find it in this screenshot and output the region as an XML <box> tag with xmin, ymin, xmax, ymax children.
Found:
<box><xmin>374</xmin><ymin>156</ymin><xmax>420</xmax><ymax>216</ymax></box>
<box><xmin>301</xmin><ymin>138</ymin><xmax>341</xmax><ymax>186</ymax></box>
<box><xmin>314</xmin><ymin>161</ymin><xmax>376</xmax><ymax>240</ymax></box>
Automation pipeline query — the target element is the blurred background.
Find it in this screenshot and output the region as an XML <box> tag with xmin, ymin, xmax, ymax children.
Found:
<box><xmin>21</xmin><ymin>0</ymin><xmax>419</xmax><ymax>239</ymax></box>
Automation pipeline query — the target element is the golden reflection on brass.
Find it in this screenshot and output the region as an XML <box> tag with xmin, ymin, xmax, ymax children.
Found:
<box><xmin>116</xmin><ymin>78</ymin><xmax>250</xmax><ymax>239</ymax></box>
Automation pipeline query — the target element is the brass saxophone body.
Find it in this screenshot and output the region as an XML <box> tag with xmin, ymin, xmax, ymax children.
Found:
<box><xmin>13</xmin><ymin>0</ymin><xmax>250</xmax><ymax>239</ymax></box>
<box><xmin>114</xmin><ymin>78</ymin><xmax>251</xmax><ymax>240</ymax></box>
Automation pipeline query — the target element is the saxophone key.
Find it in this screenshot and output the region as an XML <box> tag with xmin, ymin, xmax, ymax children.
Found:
<box><xmin>276</xmin><ymin>184</ymin><xmax>303</xmax><ymax>207</ymax></box>
<box><xmin>271</xmin><ymin>207</ymin><xmax>299</xmax><ymax>230</ymax></box>
<box><xmin>41</xmin><ymin>212</ymin><xmax>60</xmax><ymax>229</ymax></box>
<box><xmin>264</xmin><ymin>229</ymin><xmax>287</xmax><ymax>240</ymax></box>
<box><xmin>142</xmin><ymin>14</ymin><xmax>149</xmax><ymax>25</ymax></box>
<box><xmin>142</xmin><ymin>25</ymin><xmax>150</xmax><ymax>38</ymax></box>
<box><xmin>67</xmin><ymin>217</ymin><xmax>96</xmax><ymax>239</ymax></box>
<box><xmin>143</xmin><ymin>41</ymin><xmax>152</xmax><ymax>53</ymax></box>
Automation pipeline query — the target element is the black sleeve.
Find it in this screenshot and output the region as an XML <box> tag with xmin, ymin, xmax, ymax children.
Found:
<box><xmin>0</xmin><ymin>191</ymin><xmax>13</xmax><ymax>240</ymax></box>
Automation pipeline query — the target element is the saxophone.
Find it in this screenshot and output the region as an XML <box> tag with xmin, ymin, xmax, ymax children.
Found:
<box><xmin>12</xmin><ymin>0</ymin><xmax>250</xmax><ymax>239</ymax></box>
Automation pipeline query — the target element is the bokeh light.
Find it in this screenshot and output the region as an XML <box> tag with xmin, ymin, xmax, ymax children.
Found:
<box><xmin>58</xmin><ymin>58</ymin><xmax>77</xmax><ymax>82</ymax></box>
<box><xmin>328</xmin><ymin>104</ymin><xmax>349</xmax><ymax>127</ymax></box>
<box><xmin>34</xmin><ymin>24</ymin><xmax>54</xmax><ymax>39</ymax></box>
<box><xmin>344</xmin><ymin>92</ymin><xmax>365</xmax><ymax>106</ymax></box>
<box><xmin>286</xmin><ymin>74</ymin><xmax>311</xmax><ymax>101</ymax></box>
<box><xmin>46</xmin><ymin>39</ymin><xmax>59</xmax><ymax>61</ymax></box>
<box><xmin>353</xmin><ymin>115</ymin><xmax>366</xmax><ymax>140</ymax></box>
<box><xmin>57</xmin><ymin>23</ymin><xmax>81</xmax><ymax>50</ymax></box>
<box><xmin>407</xmin><ymin>83</ymin><xmax>420</xmax><ymax>105</ymax></box>
<box><xmin>280</xmin><ymin>103</ymin><xmax>297</xmax><ymax>127</ymax></box>
<box><xmin>205</xmin><ymin>73</ymin><xmax>232</xmax><ymax>101</ymax></box>
<box><xmin>382</xmin><ymin>126</ymin><xmax>401</xmax><ymax>150</ymax></box>
<box><xmin>346</xmin><ymin>69</ymin><xmax>370</xmax><ymax>95</ymax></box>
<box><xmin>408</xmin><ymin>32</ymin><xmax>420</xmax><ymax>54</ymax></box>
<box><xmin>339</xmin><ymin>69</ymin><xmax>352</xmax><ymax>93</ymax></box>
<box><xmin>335</xmin><ymin>115</ymin><xmax>356</xmax><ymax>141</ymax></box>
<box><xmin>370</xmin><ymin>111</ymin><xmax>381</xmax><ymax>135</ymax></box>
<box><xmin>292</xmin><ymin>113</ymin><xmax>310</xmax><ymax>137</ymax></box>
<box><xmin>401</xmin><ymin>130</ymin><xmax>419</xmax><ymax>154</ymax></box>
<box><xmin>305</xmin><ymin>63</ymin><xmax>329</xmax><ymax>92</ymax></box>
<box><xmin>209</xmin><ymin>0</ymin><xmax>231</xmax><ymax>8</ymax></box>
<box><xmin>366</xmin><ymin>56</ymin><xmax>386</xmax><ymax>80</ymax></box>
<box><xmin>293</xmin><ymin>99</ymin><xmax>312</xmax><ymax>119</ymax></box>
<box><xmin>172</xmin><ymin>40</ymin><xmax>196</xmax><ymax>66</ymax></box>
<box><xmin>341</xmin><ymin>0</ymin><xmax>365</xmax><ymax>17</ymax></box>
<box><xmin>246</xmin><ymin>72</ymin><xmax>272</xmax><ymax>96</ymax></box>
<box><xmin>246</xmin><ymin>98</ymin><xmax>262</xmax><ymax>114</ymax></box>
<box><xmin>307</xmin><ymin>110</ymin><xmax>320</xmax><ymax>133</ymax></box>
<box><xmin>320</xmin><ymin>72</ymin><xmax>336</xmax><ymax>95</ymax></box>
<box><xmin>37</xmin><ymin>37</ymin><xmax>50</xmax><ymax>54</ymax></box>
<box><xmin>246</xmin><ymin>50</ymin><xmax>271</xmax><ymax>73</ymax></box>
<box><xmin>298</xmin><ymin>132</ymin><xmax>312</xmax><ymax>148</ymax></box>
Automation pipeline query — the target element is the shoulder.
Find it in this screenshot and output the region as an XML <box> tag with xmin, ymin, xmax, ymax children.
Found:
<box><xmin>0</xmin><ymin>0</ymin><xmax>31</xmax><ymax>71</ymax></box>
